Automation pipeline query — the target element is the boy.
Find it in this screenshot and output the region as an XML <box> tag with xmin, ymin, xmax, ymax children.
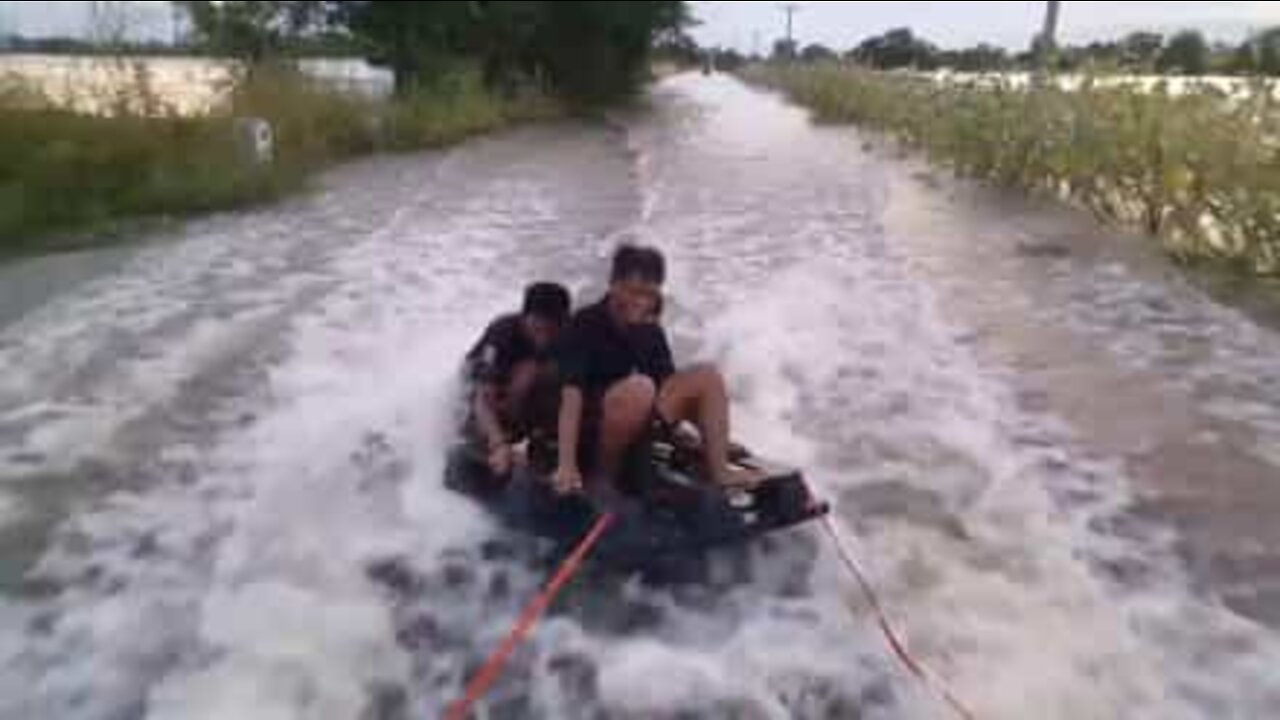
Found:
<box><xmin>553</xmin><ymin>246</ymin><xmax>745</xmax><ymax>496</ymax></box>
<box><xmin>465</xmin><ymin>282</ymin><xmax>571</xmax><ymax>475</ymax></box>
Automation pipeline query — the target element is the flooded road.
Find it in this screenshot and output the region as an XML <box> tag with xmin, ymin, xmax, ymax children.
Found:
<box><xmin>2</xmin><ymin>74</ymin><xmax>1279</xmax><ymax>719</ymax></box>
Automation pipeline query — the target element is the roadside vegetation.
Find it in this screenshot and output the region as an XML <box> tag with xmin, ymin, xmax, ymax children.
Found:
<box><xmin>744</xmin><ymin>58</ymin><xmax>1280</xmax><ymax>275</ymax></box>
<box><xmin>0</xmin><ymin>66</ymin><xmax>558</xmax><ymax>253</ymax></box>
<box><xmin>0</xmin><ymin>1</ymin><xmax>690</xmax><ymax>255</ymax></box>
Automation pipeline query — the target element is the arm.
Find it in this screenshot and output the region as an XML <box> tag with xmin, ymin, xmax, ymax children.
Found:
<box><xmin>465</xmin><ymin>320</ymin><xmax>515</xmax><ymax>474</ymax></box>
<box><xmin>554</xmin><ymin>387</ymin><xmax>584</xmax><ymax>493</ymax></box>
<box><xmin>650</xmin><ymin>327</ymin><xmax>676</xmax><ymax>386</ymax></box>
<box><xmin>473</xmin><ymin>382</ymin><xmax>515</xmax><ymax>475</ymax></box>
<box><xmin>557</xmin><ymin>387</ymin><xmax>583</xmax><ymax>469</ymax></box>
<box><xmin>472</xmin><ymin>383</ymin><xmax>507</xmax><ymax>451</ymax></box>
<box><xmin>554</xmin><ymin>318</ymin><xmax>587</xmax><ymax>494</ymax></box>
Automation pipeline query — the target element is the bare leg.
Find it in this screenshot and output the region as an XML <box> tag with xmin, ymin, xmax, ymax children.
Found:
<box><xmin>596</xmin><ymin>375</ymin><xmax>657</xmax><ymax>488</ymax></box>
<box><xmin>657</xmin><ymin>365</ymin><xmax>733</xmax><ymax>486</ymax></box>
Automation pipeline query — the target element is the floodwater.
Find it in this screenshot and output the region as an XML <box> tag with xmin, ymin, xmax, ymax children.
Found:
<box><xmin>1</xmin><ymin>74</ymin><xmax>1278</xmax><ymax>719</ymax></box>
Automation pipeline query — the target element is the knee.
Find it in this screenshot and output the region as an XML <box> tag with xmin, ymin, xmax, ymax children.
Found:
<box><xmin>617</xmin><ymin>374</ymin><xmax>658</xmax><ymax>406</ymax></box>
<box><xmin>606</xmin><ymin>375</ymin><xmax>657</xmax><ymax>420</ymax></box>
<box><xmin>684</xmin><ymin>364</ymin><xmax>726</xmax><ymax>392</ymax></box>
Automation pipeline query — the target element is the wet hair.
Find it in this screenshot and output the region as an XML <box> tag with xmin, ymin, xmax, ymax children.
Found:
<box><xmin>610</xmin><ymin>245</ymin><xmax>666</xmax><ymax>286</ymax></box>
<box><xmin>522</xmin><ymin>282</ymin><xmax>572</xmax><ymax>324</ymax></box>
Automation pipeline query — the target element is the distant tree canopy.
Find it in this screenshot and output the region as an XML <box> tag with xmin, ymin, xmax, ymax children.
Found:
<box><xmin>711</xmin><ymin>47</ymin><xmax>747</xmax><ymax>73</ymax></box>
<box><xmin>1254</xmin><ymin>28</ymin><xmax>1280</xmax><ymax>76</ymax></box>
<box><xmin>336</xmin><ymin>1</ymin><xmax>691</xmax><ymax>101</ymax></box>
<box><xmin>772</xmin><ymin>39</ymin><xmax>797</xmax><ymax>62</ymax></box>
<box><xmin>654</xmin><ymin>31</ymin><xmax>703</xmax><ymax>68</ymax></box>
<box><xmin>177</xmin><ymin>1</ymin><xmax>330</xmax><ymax>63</ymax></box>
<box><xmin>179</xmin><ymin>1</ymin><xmax>692</xmax><ymax>102</ymax></box>
<box><xmin>848</xmin><ymin>28</ymin><xmax>939</xmax><ymax>70</ymax></box>
<box><xmin>815</xmin><ymin>24</ymin><xmax>1280</xmax><ymax>78</ymax></box>
<box><xmin>1231</xmin><ymin>40</ymin><xmax>1259</xmax><ymax>74</ymax></box>
<box><xmin>1158</xmin><ymin>31</ymin><xmax>1209</xmax><ymax>75</ymax></box>
<box><xmin>937</xmin><ymin>43</ymin><xmax>1009</xmax><ymax>73</ymax></box>
<box><xmin>800</xmin><ymin>43</ymin><xmax>837</xmax><ymax>64</ymax></box>
<box><xmin>1</xmin><ymin>35</ymin><xmax>98</xmax><ymax>55</ymax></box>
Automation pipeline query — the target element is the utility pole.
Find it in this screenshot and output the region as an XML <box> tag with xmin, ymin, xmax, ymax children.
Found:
<box><xmin>1038</xmin><ymin>0</ymin><xmax>1062</xmax><ymax>70</ymax></box>
<box><xmin>781</xmin><ymin>4</ymin><xmax>801</xmax><ymax>47</ymax></box>
<box><xmin>778</xmin><ymin>3</ymin><xmax>800</xmax><ymax>61</ymax></box>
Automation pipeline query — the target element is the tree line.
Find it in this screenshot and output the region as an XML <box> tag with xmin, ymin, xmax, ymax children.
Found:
<box><xmin>763</xmin><ymin>27</ymin><xmax>1280</xmax><ymax>76</ymax></box>
<box><xmin>173</xmin><ymin>1</ymin><xmax>691</xmax><ymax>103</ymax></box>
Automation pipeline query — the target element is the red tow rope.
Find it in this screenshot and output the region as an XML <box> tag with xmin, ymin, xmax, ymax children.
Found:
<box><xmin>444</xmin><ymin>512</ymin><xmax>616</xmax><ymax>720</ymax></box>
<box><xmin>820</xmin><ymin>514</ymin><xmax>978</xmax><ymax>720</ymax></box>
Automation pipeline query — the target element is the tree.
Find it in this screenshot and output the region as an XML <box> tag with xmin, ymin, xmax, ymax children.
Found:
<box><xmin>851</xmin><ymin>28</ymin><xmax>938</xmax><ymax>70</ymax></box>
<box><xmin>940</xmin><ymin>43</ymin><xmax>1008</xmax><ymax>72</ymax></box>
<box><xmin>1036</xmin><ymin>0</ymin><xmax>1061</xmax><ymax>71</ymax></box>
<box><xmin>772</xmin><ymin>38</ymin><xmax>797</xmax><ymax>61</ymax></box>
<box><xmin>1070</xmin><ymin>40</ymin><xmax>1123</xmax><ymax>71</ymax></box>
<box><xmin>1158</xmin><ymin>30</ymin><xmax>1209</xmax><ymax>75</ymax></box>
<box><xmin>524</xmin><ymin>1</ymin><xmax>691</xmax><ymax>101</ymax></box>
<box><xmin>87</xmin><ymin>1</ymin><xmax>147</xmax><ymax>51</ymax></box>
<box><xmin>654</xmin><ymin>30</ymin><xmax>703</xmax><ymax>68</ymax></box>
<box><xmin>712</xmin><ymin>47</ymin><xmax>746</xmax><ymax>73</ymax></box>
<box><xmin>464</xmin><ymin>2</ymin><xmax>548</xmax><ymax>94</ymax></box>
<box><xmin>1229</xmin><ymin>41</ymin><xmax>1257</xmax><ymax>75</ymax></box>
<box><xmin>329</xmin><ymin>2</ymin><xmax>475</xmax><ymax>93</ymax></box>
<box><xmin>1260</xmin><ymin>28</ymin><xmax>1280</xmax><ymax>77</ymax></box>
<box><xmin>335</xmin><ymin>1</ymin><xmax>691</xmax><ymax>102</ymax></box>
<box><xmin>1084</xmin><ymin>40</ymin><xmax>1122</xmax><ymax>62</ymax></box>
<box><xmin>800</xmin><ymin>43</ymin><xmax>837</xmax><ymax>64</ymax></box>
<box><xmin>1262</xmin><ymin>42</ymin><xmax>1280</xmax><ymax>77</ymax></box>
<box><xmin>178</xmin><ymin>1</ymin><xmax>328</xmax><ymax>62</ymax></box>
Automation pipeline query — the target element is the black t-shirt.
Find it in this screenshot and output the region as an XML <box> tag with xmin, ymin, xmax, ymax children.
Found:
<box><xmin>465</xmin><ymin>314</ymin><xmax>538</xmax><ymax>387</ymax></box>
<box><xmin>558</xmin><ymin>299</ymin><xmax>675</xmax><ymax>396</ymax></box>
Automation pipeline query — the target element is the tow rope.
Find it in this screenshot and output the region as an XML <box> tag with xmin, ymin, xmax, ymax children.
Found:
<box><xmin>445</xmin><ymin>493</ymin><xmax>977</xmax><ymax>720</ymax></box>
<box><xmin>444</xmin><ymin>512</ymin><xmax>616</xmax><ymax>720</ymax></box>
<box><xmin>820</xmin><ymin>513</ymin><xmax>978</xmax><ymax>720</ymax></box>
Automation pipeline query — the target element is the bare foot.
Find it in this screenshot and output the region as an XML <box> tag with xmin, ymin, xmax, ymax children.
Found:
<box><xmin>716</xmin><ymin>464</ymin><xmax>771</xmax><ymax>489</ymax></box>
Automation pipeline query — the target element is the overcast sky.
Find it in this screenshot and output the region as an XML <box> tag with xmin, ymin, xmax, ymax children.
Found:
<box><xmin>692</xmin><ymin>1</ymin><xmax>1280</xmax><ymax>52</ymax></box>
<box><xmin>2</xmin><ymin>1</ymin><xmax>1279</xmax><ymax>51</ymax></box>
<box><xmin>0</xmin><ymin>1</ymin><xmax>175</xmax><ymax>41</ymax></box>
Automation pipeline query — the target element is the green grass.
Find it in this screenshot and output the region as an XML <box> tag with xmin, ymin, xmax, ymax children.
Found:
<box><xmin>0</xmin><ymin>64</ymin><xmax>562</xmax><ymax>255</ymax></box>
<box><xmin>0</xmin><ymin>108</ymin><xmax>285</xmax><ymax>251</ymax></box>
<box><xmin>744</xmin><ymin>64</ymin><xmax>1280</xmax><ymax>276</ymax></box>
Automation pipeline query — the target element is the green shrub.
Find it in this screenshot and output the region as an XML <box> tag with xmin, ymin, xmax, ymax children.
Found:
<box><xmin>0</xmin><ymin>63</ymin><xmax>562</xmax><ymax>253</ymax></box>
<box><xmin>0</xmin><ymin>107</ymin><xmax>285</xmax><ymax>249</ymax></box>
